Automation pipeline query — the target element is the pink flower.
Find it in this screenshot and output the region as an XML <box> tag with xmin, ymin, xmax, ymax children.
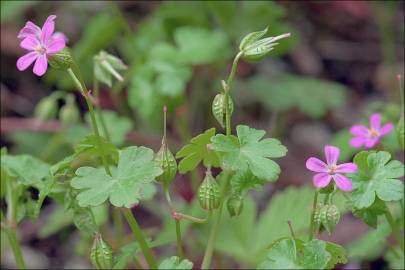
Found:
<box><xmin>349</xmin><ymin>113</ymin><xmax>393</xmax><ymax>148</ymax></box>
<box><xmin>306</xmin><ymin>145</ymin><xmax>357</xmax><ymax>192</ymax></box>
<box><xmin>16</xmin><ymin>15</ymin><xmax>66</xmax><ymax>76</ymax></box>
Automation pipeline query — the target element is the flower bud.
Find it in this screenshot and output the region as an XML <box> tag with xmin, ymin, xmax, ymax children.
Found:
<box><xmin>94</xmin><ymin>51</ymin><xmax>127</xmax><ymax>87</ymax></box>
<box><xmin>155</xmin><ymin>144</ymin><xmax>177</xmax><ymax>184</ymax></box>
<box><xmin>227</xmin><ymin>193</ymin><xmax>244</xmax><ymax>217</ymax></box>
<box><xmin>313</xmin><ymin>202</ymin><xmax>324</xmax><ymax>226</ymax></box>
<box><xmin>34</xmin><ymin>97</ymin><xmax>57</xmax><ymax>121</ymax></box>
<box><xmin>212</xmin><ymin>93</ymin><xmax>233</xmax><ymax>128</ymax></box>
<box><xmin>59</xmin><ymin>94</ymin><xmax>80</xmax><ymax>125</ymax></box>
<box><xmin>198</xmin><ymin>171</ymin><xmax>220</xmax><ymax>211</ymax></box>
<box><xmin>90</xmin><ymin>234</ymin><xmax>113</xmax><ymax>270</ymax></box>
<box><xmin>320</xmin><ymin>204</ymin><xmax>340</xmax><ymax>235</ymax></box>
<box><xmin>48</xmin><ymin>47</ymin><xmax>73</xmax><ymax>70</ymax></box>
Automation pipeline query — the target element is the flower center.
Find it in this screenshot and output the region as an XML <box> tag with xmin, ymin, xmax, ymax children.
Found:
<box><xmin>328</xmin><ymin>165</ymin><xmax>337</xmax><ymax>175</ymax></box>
<box><xmin>368</xmin><ymin>128</ymin><xmax>379</xmax><ymax>138</ymax></box>
<box><xmin>34</xmin><ymin>44</ymin><xmax>46</xmax><ymax>55</ymax></box>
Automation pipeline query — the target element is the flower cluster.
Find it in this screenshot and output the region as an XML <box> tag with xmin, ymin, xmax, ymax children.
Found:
<box><xmin>17</xmin><ymin>15</ymin><xmax>67</xmax><ymax>76</ymax></box>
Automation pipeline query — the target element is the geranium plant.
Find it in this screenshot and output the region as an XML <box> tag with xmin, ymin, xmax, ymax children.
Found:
<box><xmin>1</xmin><ymin>11</ymin><xmax>404</xmax><ymax>270</ymax></box>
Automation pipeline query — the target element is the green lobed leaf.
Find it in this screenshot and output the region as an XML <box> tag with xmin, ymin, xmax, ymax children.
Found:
<box><xmin>230</xmin><ymin>169</ymin><xmax>265</xmax><ymax>195</ymax></box>
<box><xmin>257</xmin><ymin>238</ymin><xmax>299</xmax><ymax>269</ymax></box>
<box><xmin>174</xmin><ymin>26</ymin><xmax>231</xmax><ymax>65</ymax></box>
<box><xmin>325</xmin><ymin>241</ymin><xmax>347</xmax><ymax>269</ymax></box>
<box><xmin>71</xmin><ymin>146</ymin><xmax>162</xmax><ymax>207</ymax></box>
<box><xmin>1</xmin><ymin>155</ymin><xmax>50</xmax><ymax>185</ymax></box>
<box><xmin>158</xmin><ymin>256</ymin><xmax>193</xmax><ymax>270</ymax></box>
<box><xmin>211</xmin><ymin>125</ymin><xmax>287</xmax><ymax>181</ymax></box>
<box><xmin>299</xmin><ymin>240</ymin><xmax>330</xmax><ymax>269</ymax></box>
<box><xmin>246</xmin><ymin>75</ymin><xmax>347</xmax><ymax>118</ymax></box>
<box><xmin>350</xmin><ymin>198</ymin><xmax>387</xmax><ymax>228</ymax></box>
<box><xmin>176</xmin><ymin>128</ymin><xmax>220</xmax><ymax>174</ymax></box>
<box><xmin>349</xmin><ymin>151</ymin><xmax>404</xmax><ymax>209</ymax></box>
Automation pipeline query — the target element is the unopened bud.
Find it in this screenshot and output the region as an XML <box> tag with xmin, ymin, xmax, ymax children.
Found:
<box><xmin>212</xmin><ymin>93</ymin><xmax>233</xmax><ymax>128</ymax></box>
<box><xmin>155</xmin><ymin>144</ymin><xmax>177</xmax><ymax>184</ymax></box>
<box><xmin>90</xmin><ymin>233</ymin><xmax>113</xmax><ymax>269</ymax></box>
<box><xmin>34</xmin><ymin>97</ymin><xmax>57</xmax><ymax>121</ymax></box>
<box><xmin>227</xmin><ymin>194</ymin><xmax>244</xmax><ymax>217</ymax></box>
<box><xmin>198</xmin><ymin>170</ymin><xmax>220</xmax><ymax>211</ymax></box>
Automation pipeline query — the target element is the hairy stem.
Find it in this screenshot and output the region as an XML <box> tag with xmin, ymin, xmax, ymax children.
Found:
<box><xmin>175</xmin><ymin>219</ymin><xmax>183</xmax><ymax>260</ymax></box>
<box><xmin>309</xmin><ymin>190</ymin><xmax>319</xmax><ymax>241</ymax></box>
<box><xmin>67</xmin><ymin>67</ymin><xmax>111</xmax><ymax>176</ymax></box>
<box><xmin>93</xmin><ymin>75</ymin><xmax>111</xmax><ymax>141</ymax></box>
<box><xmin>112</xmin><ymin>207</ymin><xmax>124</xmax><ymax>247</ymax></box>
<box><xmin>384</xmin><ymin>207</ymin><xmax>404</xmax><ymax>252</ymax></box>
<box><xmin>5</xmin><ymin>229</ymin><xmax>26</xmax><ymax>269</ymax></box>
<box><xmin>122</xmin><ymin>208</ymin><xmax>157</xmax><ymax>269</ymax></box>
<box><xmin>5</xmin><ymin>175</ymin><xmax>26</xmax><ymax>269</ymax></box>
<box><xmin>201</xmin><ymin>52</ymin><xmax>242</xmax><ymax>269</ymax></box>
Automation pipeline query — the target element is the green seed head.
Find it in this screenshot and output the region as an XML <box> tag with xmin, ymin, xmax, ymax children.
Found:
<box><xmin>90</xmin><ymin>234</ymin><xmax>113</xmax><ymax>270</ymax></box>
<box><xmin>34</xmin><ymin>97</ymin><xmax>57</xmax><ymax>121</ymax></box>
<box><xmin>212</xmin><ymin>93</ymin><xmax>234</xmax><ymax>128</ymax></box>
<box><xmin>198</xmin><ymin>171</ymin><xmax>220</xmax><ymax>211</ymax></box>
<box><xmin>321</xmin><ymin>204</ymin><xmax>340</xmax><ymax>235</ymax></box>
<box><xmin>226</xmin><ymin>193</ymin><xmax>244</xmax><ymax>217</ymax></box>
<box><xmin>155</xmin><ymin>144</ymin><xmax>177</xmax><ymax>184</ymax></box>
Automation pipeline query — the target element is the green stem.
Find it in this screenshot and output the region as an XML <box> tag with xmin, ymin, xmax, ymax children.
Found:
<box><xmin>5</xmin><ymin>175</ymin><xmax>26</xmax><ymax>269</ymax></box>
<box><xmin>201</xmin><ymin>172</ymin><xmax>231</xmax><ymax>269</ymax></box>
<box><xmin>384</xmin><ymin>207</ymin><xmax>404</xmax><ymax>252</ymax></box>
<box><xmin>93</xmin><ymin>75</ymin><xmax>111</xmax><ymax>142</ymax></box>
<box><xmin>309</xmin><ymin>190</ymin><xmax>319</xmax><ymax>241</ymax></box>
<box><xmin>162</xmin><ymin>183</ymin><xmax>183</xmax><ymax>259</ymax></box>
<box><xmin>397</xmin><ymin>75</ymin><xmax>404</xmax><ymax>117</ymax></box>
<box><xmin>67</xmin><ymin>67</ymin><xmax>111</xmax><ymax>176</ymax></box>
<box><xmin>5</xmin><ymin>228</ymin><xmax>26</xmax><ymax>269</ymax></box>
<box><xmin>175</xmin><ymin>219</ymin><xmax>183</xmax><ymax>260</ymax></box>
<box><xmin>122</xmin><ymin>208</ymin><xmax>157</xmax><ymax>269</ymax></box>
<box><xmin>112</xmin><ymin>207</ymin><xmax>123</xmax><ymax>247</ymax></box>
<box><xmin>132</xmin><ymin>256</ymin><xmax>143</xmax><ymax>270</ymax></box>
<box><xmin>201</xmin><ymin>52</ymin><xmax>242</xmax><ymax>269</ymax></box>
<box><xmin>224</xmin><ymin>52</ymin><xmax>242</xmax><ymax>137</ymax></box>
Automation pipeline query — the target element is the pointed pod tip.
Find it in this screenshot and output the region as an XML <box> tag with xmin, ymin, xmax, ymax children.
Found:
<box><xmin>163</xmin><ymin>105</ymin><xmax>167</xmax><ymax>113</ymax></box>
<box><xmin>397</xmin><ymin>74</ymin><xmax>402</xmax><ymax>80</ymax></box>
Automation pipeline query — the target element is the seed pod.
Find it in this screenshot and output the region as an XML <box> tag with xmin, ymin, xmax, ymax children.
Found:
<box><xmin>198</xmin><ymin>171</ymin><xmax>220</xmax><ymax>210</ymax></box>
<box><xmin>34</xmin><ymin>97</ymin><xmax>57</xmax><ymax>121</ymax></box>
<box><xmin>155</xmin><ymin>144</ymin><xmax>177</xmax><ymax>184</ymax></box>
<box><xmin>321</xmin><ymin>204</ymin><xmax>340</xmax><ymax>234</ymax></box>
<box><xmin>313</xmin><ymin>202</ymin><xmax>324</xmax><ymax>226</ymax></box>
<box><xmin>90</xmin><ymin>234</ymin><xmax>113</xmax><ymax>269</ymax></box>
<box><xmin>227</xmin><ymin>194</ymin><xmax>244</xmax><ymax>217</ymax></box>
<box><xmin>48</xmin><ymin>48</ymin><xmax>73</xmax><ymax>70</ymax></box>
<box><xmin>212</xmin><ymin>93</ymin><xmax>234</xmax><ymax>128</ymax></box>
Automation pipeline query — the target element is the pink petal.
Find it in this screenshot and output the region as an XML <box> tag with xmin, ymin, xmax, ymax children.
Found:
<box><xmin>306</xmin><ymin>157</ymin><xmax>328</xmax><ymax>173</ymax></box>
<box><xmin>53</xmin><ymin>32</ymin><xmax>68</xmax><ymax>43</ymax></box>
<box><xmin>20</xmin><ymin>36</ymin><xmax>39</xmax><ymax>50</ymax></box>
<box><xmin>365</xmin><ymin>138</ymin><xmax>379</xmax><ymax>148</ymax></box>
<box><xmin>17</xmin><ymin>21</ymin><xmax>41</xmax><ymax>39</ymax></box>
<box><xmin>370</xmin><ymin>113</ymin><xmax>381</xmax><ymax>130</ymax></box>
<box><xmin>324</xmin><ymin>145</ymin><xmax>340</xmax><ymax>166</ymax></box>
<box><xmin>336</xmin><ymin>163</ymin><xmax>358</xmax><ymax>173</ymax></box>
<box><xmin>313</xmin><ymin>173</ymin><xmax>332</xmax><ymax>188</ymax></box>
<box><xmin>380</xmin><ymin>123</ymin><xmax>393</xmax><ymax>136</ymax></box>
<box><xmin>41</xmin><ymin>15</ymin><xmax>56</xmax><ymax>44</ymax></box>
<box><xmin>33</xmin><ymin>54</ymin><xmax>48</xmax><ymax>76</ymax></box>
<box><xmin>350</xmin><ymin>125</ymin><xmax>368</xmax><ymax>136</ymax></box>
<box><xmin>16</xmin><ymin>51</ymin><xmax>38</xmax><ymax>71</ymax></box>
<box><xmin>332</xmin><ymin>174</ymin><xmax>353</xmax><ymax>192</ymax></box>
<box><xmin>350</xmin><ymin>137</ymin><xmax>367</xmax><ymax>147</ymax></box>
<box><xmin>46</xmin><ymin>37</ymin><xmax>65</xmax><ymax>54</ymax></box>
